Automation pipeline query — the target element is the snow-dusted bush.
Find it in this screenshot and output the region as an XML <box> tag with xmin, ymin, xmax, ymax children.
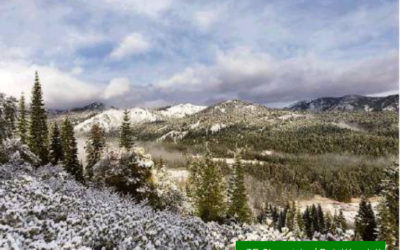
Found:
<box><xmin>0</xmin><ymin>162</ymin><xmax>354</xmax><ymax>250</ymax></box>
<box><xmin>152</xmin><ymin>164</ymin><xmax>192</xmax><ymax>214</ymax></box>
<box><xmin>0</xmin><ymin>163</ymin><xmax>211</xmax><ymax>249</ymax></box>
<box><xmin>0</xmin><ymin>138</ymin><xmax>40</xmax><ymax>166</ymax></box>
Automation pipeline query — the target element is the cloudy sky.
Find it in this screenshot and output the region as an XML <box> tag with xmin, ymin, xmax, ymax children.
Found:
<box><xmin>0</xmin><ymin>0</ymin><xmax>398</xmax><ymax>109</ymax></box>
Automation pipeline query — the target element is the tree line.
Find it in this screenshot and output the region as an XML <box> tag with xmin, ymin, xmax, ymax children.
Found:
<box><xmin>171</xmin><ymin>122</ymin><xmax>398</xmax><ymax>158</ymax></box>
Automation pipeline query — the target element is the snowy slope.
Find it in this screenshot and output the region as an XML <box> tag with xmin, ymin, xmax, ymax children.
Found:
<box><xmin>160</xmin><ymin>104</ymin><xmax>206</xmax><ymax>118</ymax></box>
<box><xmin>0</xmin><ymin>163</ymin><xmax>354</xmax><ymax>249</ymax></box>
<box><xmin>74</xmin><ymin>108</ymin><xmax>158</xmax><ymax>133</ymax></box>
<box><xmin>74</xmin><ymin>104</ymin><xmax>206</xmax><ymax>133</ymax></box>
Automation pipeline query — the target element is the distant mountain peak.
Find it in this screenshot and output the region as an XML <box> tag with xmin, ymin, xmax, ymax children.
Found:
<box><xmin>70</xmin><ymin>102</ymin><xmax>110</xmax><ymax>112</ymax></box>
<box><xmin>289</xmin><ymin>94</ymin><xmax>399</xmax><ymax>112</ymax></box>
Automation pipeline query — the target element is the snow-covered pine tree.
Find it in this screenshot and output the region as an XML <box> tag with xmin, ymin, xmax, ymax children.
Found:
<box><xmin>0</xmin><ymin>94</ymin><xmax>17</xmax><ymax>163</ymax></box>
<box><xmin>49</xmin><ymin>122</ymin><xmax>63</xmax><ymax>165</ymax></box>
<box><xmin>4</xmin><ymin>96</ymin><xmax>17</xmax><ymax>137</ymax></box>
<box><xmin>119</xmin><ymin>109</ymin><xmax>133</xmax><ymax>149</ymax></box>
<box><xmin>376</xmin><ymin>201</ymin><xmax>396</xmax><ymax>250</ymax></box>
<box><xmin>0</xmin><ymin>93</ymin><xmax>17</xmax><ymax>142</ymax></box>
<box><xmin>227</xmin><ymin>150</ymin><xmax>252</xmax><ymax>223</ymax></box>
<box><xmin>152</xmin><ymin>160</ymin><xmax>190</xmax><ymax>213</ymax></box>
<box><xmin>61</xmin><ymin>117</ymin><xmax>83</xmax><ymax>182</ymax></box>
<box><xmin>186</xmin><ymin>158</ymin><xmax>203</xmax><ymax>204</ymax></box>
<box><xmin>85</xmin><ymin>124</ymin><xmax>105</xmax><ymax>180</ymax></box>
<box><xmin>355</xmin><ymin>197</ymin><xmax>377</xmax><ymax>241</ymax></box>
<box><xmin>28</xmin><ymin>72</ymin><xmax>49</xmax><ymax>164</ymax></box>
<box><xmin>17</xmin><ymin>93</ymin><xmax>28</xmax><ymax>144</ymax></box>
<box><xmin>197</xmin><ymin>152</ymin><xmax>226</xmax><ymax>223</ymax></box>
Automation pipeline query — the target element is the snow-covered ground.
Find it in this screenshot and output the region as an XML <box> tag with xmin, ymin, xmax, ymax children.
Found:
<box><xmin>168</xmin><ymin>169</ymin><xmax>189</xmax><ymax>183</ymax></box>
<box><xmin>210</xmin><ymin>123</ymin><xmax>226</xmax><ymax>134</ymax></box>
<box><xmin>331</xmin><ymin>121</ymin><xmax>364</xmax><ymax>132</ymax></box>
<box><xmin>212</xmin><ymin>157</ymin><xmax>266</xmax><ymax>166</ymax></box>
<box><xmin>278</xmin><ymin>114</ymin><xmax>307</xmax><ymax>120</ymax></box>
<box><xmin>157</xmin><ymin>130</ymin><xmax>188</xmax><ymax>143</ymax></box>
<box><xmin>1</xmin><ymin>163</ymin><xmax>350</xmax><ymax>250</ymax></box>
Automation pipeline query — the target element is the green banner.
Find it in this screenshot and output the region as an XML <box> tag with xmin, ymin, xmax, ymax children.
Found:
<box><xmin>236</xmin><ymin>241</ymin><xmax>385</xmax><ymax>250</ymax></box>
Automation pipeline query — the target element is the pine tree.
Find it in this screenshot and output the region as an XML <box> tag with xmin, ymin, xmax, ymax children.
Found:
<box><xmin>28</xmin><ymin>72</ymin><xmax>49</xmax><ymax>164</ymax></box>
<box><xmin>311</xmin><ymin>204</ymin><xmax>320</xmax><ymax>233</ymax></box>
<box><xmin>380</xmin><ymin>163</ymin><xmax>399</xmax><ymax>246</ymax></box>
<box><xmin>227</xmin><ymin>150</ymin><xmax>252</xmax><ymax>223</ymax></box>
<box><xmin>324</xmin><ymin>212</ymin><xmax>334</xmax><ymax>234</ymax></box>
<box><xmin>317</xmin><ymin>204</ymin><xmax>325</xmax><ymax>232</ymax></box>
<box><xmin>119</xmin><ymin>110</ymin><xmax>133</xmax><ymax>149</ymax></box>
<box><xmin>85</xmin><ymin>124</ymin><xmax>105</xmax><ymax>180</ymax></box>
<box><xmin>186</xmin><ymin>159</ymin><xmax>203</xmax><ymax>203</ymax></box>
<box><xmin>334</xmin><ymin>209</ymin><xmax>347</xmax><ymax>231</ymax></box>
<box><xmin>227</xmin><ymin>164</ymin><xmax>236</xmax><ymax>211</ymax></box>
<box><xmin>285</xmin><ymin>202</ymin><xmax>296</xmax><ymax>231</ymax></box>
<box><xmin>49</xmin><ymin>123</ymin><xmax>63</xmax><ymax>165</ymax></box>
<box><xmin>61</xmin><ymin>117</ymin><xmax>83</xmax><ymax>182</ymax></box>
<box><xmin>4</xmin><ymin>97</ymin><xmax>16</xmax><ymax>136</ymax></box>
<box><xmin>197</xmin><ymin>152</ymin><xmax>226</xmax><ymax>223</ymax></box>
<box><xmin>303</xmin><ymin>206</ymin><xmax>313</xmax><ymax>238</ymax></box>
<box><xmin>272</xmin><ymin>206</ymin><xmax>279</xmax><ymax>227</ymax></box>
<box><xmin>355</xmin><ymin>197</ymin><xmax>377</xmax><ymax>241</ymax></box>
<box><xmin>294</xmin><ymin>208</ymin><xmax>305</xmax><ymax>238</ymax></box>
<box><xmin>0</xmin><ymin>94</ymin><xmax>16</xmax><ymax>142</ymax></box>
<box><xmin>265</xmin><ymin>204</ymin><xmax>274</xmax><ymax>221</ymax></box>
<box><xmin>277</xmin><ymin>210</ymin><xmax>286</xmax><ymax>232</ymax></box>
<box><xmin>17</xmin><ymin>93</ymin><xmax>28</xmax><ymax>144</ymax></box>
<box><xmin>376</xmin><ymin>201</ymin><xmax>396</xmax><ymax>250</ymax></box>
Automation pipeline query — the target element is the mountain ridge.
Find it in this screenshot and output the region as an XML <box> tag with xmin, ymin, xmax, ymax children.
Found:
<box><xmin>288</xmin><ymin>94</ymin><xmax>399</xmax><ymax>112</ymax></box>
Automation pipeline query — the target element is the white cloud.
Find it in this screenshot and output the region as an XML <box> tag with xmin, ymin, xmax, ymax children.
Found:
<box><xmin>194</xmin><ymin>8</ymin><xmax>222</xmax><ymax>31</ymax></box>
<box><xmin>155</xmin><ymin>48</ymin><xmax>399</xmax><ymax>104</ymax></box>
<box><xmin>103</xmin><ymin>78</ymin><xmax>131</xmax><ymax>99</ymax></box>
<box><xmin>99</xmin><ymin>0</ymin><xmax>173</xmax><ymax>18</ymax></box>
<box><xmin>71</xmin><ymin>66</ymin><xmax>84</xmax><ymax>76</ymax></box>
<box><xmin>110</xmin><ymin>33</ymin><xmax>150</xmax><ymax>60</ymax></box>
<box><xmin>0</xmin><ymin>62</ymin><xmax>101</xmax><ymax>109</ymax></box>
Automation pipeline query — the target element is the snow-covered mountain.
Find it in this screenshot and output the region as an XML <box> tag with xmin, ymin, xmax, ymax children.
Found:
<box><xmin>289</xmin><ymin>94</ymin><xmax>399</xmax><ymax>112</ymax></box>
<box><xmin>159</xmin><ymin>103</ymin><xmax>206</xmax><ymax>118</ymax></box>
<box><xmin>74</xmin><ymin>108</ymin><xmax>159</xmax><ymax>133</ymax></box>
<box><xmin>73</xmin><ymin>104</ymin><xmax>207</xmax><ymax>133</ymax></box>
